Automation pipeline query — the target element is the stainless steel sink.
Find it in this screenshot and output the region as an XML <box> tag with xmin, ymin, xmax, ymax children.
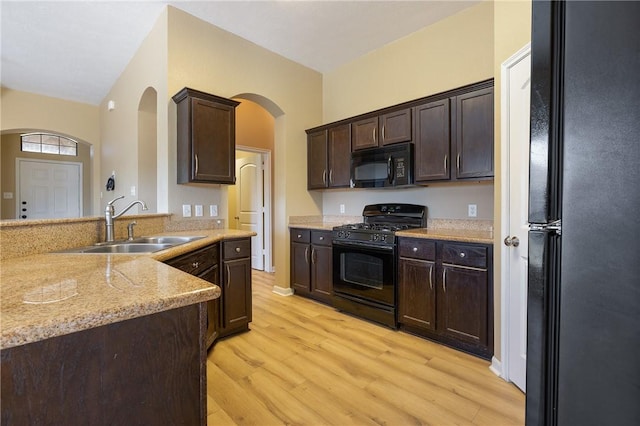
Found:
<box><xmin>56</xmin><ymin>235</ymin><xmax>206</xmax><ymax>254</ymax></box>
<box><xmin>128</xmin><ymin>236</ymin><xmax>205</xmax><ymax>245</ymax></box>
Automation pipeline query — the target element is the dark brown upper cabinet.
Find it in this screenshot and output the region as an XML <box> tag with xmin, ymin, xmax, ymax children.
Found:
<box><xmin>351</xmin><ymin>108</ymin><xmax>412</xmax><ymax>151</ymax></box>
<box><xmin>173</xmin><ymin>87</ymin><xmax>240</xmax><ymax>184</ymax></box>
<box><xmin>452</xmin><ymin>87</ymin><xmax>494</xmax><ymax>179</ymax></box>
<box><xmin>307</xmin><ymin>123</ymin><xmax>351</xmax><ymax>190</ymax></box>
<box><xmin>414</xmin><ymin>99</ymin><xmax>451</xmax><ymax>182</ymax></box>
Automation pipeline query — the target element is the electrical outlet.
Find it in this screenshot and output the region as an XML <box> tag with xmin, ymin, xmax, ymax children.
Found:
<box><xmin>182</xmin><ymin>204</ymin><xmax>192</xmax><ymax>217</ymax></box>
<box><xmin>209</xmin><ymin>205</ymin><xmax>218</xmax><ymax>217</ymax></box>
<box><xmin>340</xmin><ymin>204</ymin><xmax>346</xmax><ymax>214</ymax></box>
<box><xmin>195</xmin><ymin>205</ymin><xmax>203</xmax><ymax>217</ymax></box>
<box><xmin>468</xmin><ymin>204</ymin><xmax>477</xmax><ymax>218</ymax></box>
<box><xmin>130</xmin><ymin>186</ymin><xmax>136</xmax><ymax>196</ymax></box>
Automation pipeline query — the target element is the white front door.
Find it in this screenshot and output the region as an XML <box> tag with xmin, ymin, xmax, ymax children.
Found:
<box><xmin>18</xmin><ymin>159</ymin><xmax>82</xmax><ymax>219</ymax></box>
<box><xmin>502</xmin><ymin>45</ymin><xmax>531</xmax><ymax>392</ymax></box>
<box><xmin>235</xmin><ymin>153</ymin><xmax>264</xmax><ymax>270</ymax></box>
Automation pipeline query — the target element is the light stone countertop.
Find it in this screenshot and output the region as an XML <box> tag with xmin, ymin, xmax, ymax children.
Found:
<box><xmin>0</xmin><ymin>229</ymin><xmax>254</xmax><ymax>350</ymax></box>
<box><xmin>288</xmin><ymin>216</ymin><xmax>494</xmax><ymax>244</ymax></box>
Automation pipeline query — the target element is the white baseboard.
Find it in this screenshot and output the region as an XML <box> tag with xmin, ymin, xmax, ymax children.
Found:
<box><xmin>272</xmin><ymin>285</ymin><xmax>293</xmax><ymax>296</ymax></box>
<box><xmin>490</xmin><ymin>356</ymin><xmax>504</xmax><ymax>378</ymax></box>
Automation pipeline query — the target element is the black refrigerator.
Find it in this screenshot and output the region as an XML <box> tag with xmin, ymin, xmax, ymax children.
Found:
<box><xmin>526</xmin><ymin>1</ymin><xmax>640</xmax><ymax>425</ymax></box>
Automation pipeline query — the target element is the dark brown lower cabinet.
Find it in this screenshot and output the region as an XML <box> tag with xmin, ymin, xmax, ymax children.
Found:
<box><xmin>290</xmin><ymin>228</ymin><xmax>333</xmax><ymax>304</ymax></box>
<box><xmin>1</xmin><ymin>303</ymin><xmax>207</xmax><ymax>425</ymax></box>
<box><xmin>398</xmin><ymin>237</ymin><xmax>493</xmax><ymax>359</ymax></box>
<box><xmin>220</xmin><ymin>238</ymin><xmax>252</xmax><ymax>337</ymax></box>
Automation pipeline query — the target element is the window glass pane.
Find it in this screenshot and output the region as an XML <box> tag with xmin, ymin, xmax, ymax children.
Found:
<box><xmin>60</xmin><ymin>146</ymin><xmax>76</xmax><ymax>156</ymax></box>
<box><xmin>22</xmin><ymin>142</ymin><xmax>41</xmax><ymax>153</ymax></box>
<box><xmin>22</xmin><ymin>134</ymin><xmax>41</xmax><ymax>144</ymax></box>
<box><xmin>41</xmin><ymin>134</ymin><xmax>59</xmax><ymax>146</ymax></box>
<box><xmin>42</xmin><ymin>144</ymin><xmax>59</xmax><ymax>154</ymax></box>
<box><xmin>60</xmin><ymin>138</ymin><xmax>75</xmax><ymax>147</ymax></box>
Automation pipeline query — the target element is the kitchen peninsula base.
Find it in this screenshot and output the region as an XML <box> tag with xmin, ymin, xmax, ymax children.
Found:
<box><xmin>1</xmin><ymin>303</ymin><xmax>207</xmax><ymax>425</ymax></box>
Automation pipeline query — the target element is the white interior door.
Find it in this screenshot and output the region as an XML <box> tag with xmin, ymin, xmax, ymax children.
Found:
<box><xmin>235</xmin><ymin>153</ymin><xmax>264</xmax><ymax>270</ymax></box>
<box><xmin>502</xmin><ymin>45</ymin><xmax>531</xmax><ymax>392</ymax></box>
<box><xmin>18</xmin><ymin>159</ymin><xmax>82</xmax><ymax>219</ymax></box>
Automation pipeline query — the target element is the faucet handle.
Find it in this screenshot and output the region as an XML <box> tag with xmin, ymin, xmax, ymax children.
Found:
<box><xmin>127</xmin><ymin>221</ymin><xmax>137</xmax><ymax>241</ymax></box>
<box><xmin>108</xmin><ymin>195</ymin><xmax>125</xmax><ymax>206</ymax></box>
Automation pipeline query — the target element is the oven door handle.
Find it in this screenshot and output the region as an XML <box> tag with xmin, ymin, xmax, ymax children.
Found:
<box><xmin>387</xmin><ymin>156</ymin><xmax>394</xmax><ymax>184</ymax></box>
<box><xmin>332</xmin><ymin>240</ymin><xmax>395</xmax><ymax>252</ymax></box>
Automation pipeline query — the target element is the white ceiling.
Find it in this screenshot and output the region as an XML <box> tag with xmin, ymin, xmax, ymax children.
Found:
<box><xmin>1</xmin><ymin>1</ymin><xmax>479</xmax><ymax>105</ymax></box>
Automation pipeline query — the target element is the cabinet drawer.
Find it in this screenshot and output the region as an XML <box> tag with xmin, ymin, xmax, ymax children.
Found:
<box><xmin>290</xmin><ymin>229</ymin><xmax>311</xmax><ymax>244</ymax></box>
<box><xmin>166</xmin><ymin>243</ymin><xmax>219</xmax><ymax>275</ymax></box>
<box><xmin>223</xmin><ymin>238</ymin><xmax>251</xmax><ymax>260</ymax></box>
<box><xmin>311</xmin><ymin>230</ymin><xmax>332</xmax><ymax>246</ymax></box>
<box><xmin>442</xmin><ymin>243</ymin><xmax>487</xmax><ymax>269</ymax></box>
<box><xmin>398</xmin><ymin>238</ymin><xmax>436</xmax><ymax>260</ymax></box>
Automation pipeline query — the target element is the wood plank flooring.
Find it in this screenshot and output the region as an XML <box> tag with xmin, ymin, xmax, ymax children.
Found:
<box><xmin>207</xmin><ymin>270</ymin><xmax>524</xmax><ymax>425</ymax></box>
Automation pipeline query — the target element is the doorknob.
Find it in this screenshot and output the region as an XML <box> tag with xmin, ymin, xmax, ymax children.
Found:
<box><xmin>504</xmin><ymin>236</ymin><xmax>520</xmax><ymax>247</ymax></box>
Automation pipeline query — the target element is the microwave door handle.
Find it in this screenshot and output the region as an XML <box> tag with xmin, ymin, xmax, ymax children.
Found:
<box><xmin>387</xmin><ymin>156</ymin><xmax>394</xmax><ymax>184</ymax></box>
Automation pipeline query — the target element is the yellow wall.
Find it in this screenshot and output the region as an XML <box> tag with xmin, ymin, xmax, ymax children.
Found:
<box><xmin>0</xmin><ymin>88</ymin><xmax>100</xmax><ymax>215</ymax></box>
<box><xmin>493</xmin><ymin>0</ymin><xmax>532</xmax><ymax>362</ymax></box>
<box><xmin>323</xmin><ymin>1</ymin><xmax>494</xmax><ymax>122</ymax></box>
<box><xmin>100</xmin><ymin>8</ymin><xmax>168</xmax><ymax>215</ymax></box>
<box><xmin>166</xmin><ymin>7</ymin><xmax>323</xmax><ymax>288</ymax></box>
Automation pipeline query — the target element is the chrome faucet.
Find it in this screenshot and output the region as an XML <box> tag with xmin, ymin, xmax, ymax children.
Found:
<box><xmin>104</xmin><ymin>196</ymin><xmax>148</xmax><ymax>242</ymax></box>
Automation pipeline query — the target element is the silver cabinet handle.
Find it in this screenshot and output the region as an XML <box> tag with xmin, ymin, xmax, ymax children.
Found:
<box><xmin>304</xmin><ymin>247</ymin><xmax>309</xmax><ymax>264</ymax></box>
<box><xmin>456</xmin><ymin>154</ymin><xmax>460</xmax><ymax>172</ymax></box>
<box><xmin>412</xmin><ymin>247</ymin><xmax>418</xmax><ymax>252</ymax></box>
<box><xmin>442</xmin><ymin>268</ymin><xmax>447</xmax><ymax>293</ymax></box>
<box><xmin>297</xmin><ymin>234</ymin><xmax>302</xmax><ymax>239</ymax></box>
<box><xmin>235</xmin><ymin>247</ymin><xmax>241</xmax><ymax>253</ymax></box>
<box><xmin>226</xmin><ymin>265</ymin><xmax>231</xmax><ymax>288</ymax></box>
<box><xmin>311</xmin><ymin>248</ymin><xmax>316</xmax><ymax>264</ymax></box>
<box><xmin>444</xmin><ymin>155</ymin><xmax>448</xmax><ymax>174</ymax></box>
<box><xmin>192</xmin><ymin>261</ymin><xmax>199</xmax><ymax>268</ymax></box>
<box><xmin>329</xmin><ymin>169</ymin><xmax>333</xmax><ymax>185</ymax></box>
<box><xmin>459</xmin><ymin>252</ymin><xmax>466</xmax><ymax>258</ymax></box>
<box><xmin>322</xmin><ymin>170</ymin><xmax>327</xmax><ymax>185</ymax></box>
<box><xmin>195</xmin><ymin>154</ymin><xmax>199</xmax><ymax>175</ymax></box>
<box><xmin>372</xmin><ymin>127</ymin><xmax>376</xmax><ymax>144</ymax></box>
<box><xmin>382</xmin><ymin>125</ymin><xmax>386</xmax><ymax>142</ymax></box>
<box><xmin>504</xmin><ymin>236</ymin><xmax>520</xmax><ymax>247</ymax></box>
<box><xmin>429</xmin><ymin>265</ymin><xmax>433</xmax><ymax>291</ymax></box>
<box><xmin>319</xmin><ymin>236</ymin><xmax>324</xmax><ymax>241</ymax></box>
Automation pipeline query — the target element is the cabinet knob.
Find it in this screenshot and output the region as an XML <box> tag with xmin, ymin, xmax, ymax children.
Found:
<box><xmin>297</xmin><ymin>234</ymin><xmax>302</xmax><ymax>238</ymax></box>
<box><xmin>459</xmin><ymin>252</ymin><xmax>466</xmax><ymax>258</ymax></box>
<box><xmin>412</xmin><ymin>247</ymin><xmax>418</xmax><ymax>252</ymax></box>
<box><xmin>192</xmin><ymin>262</ymin><xmax>199</xmax><ymax>268</ymax></box>
<box><xmin>319</xmin><ymin>236</ymin><xmax>324</xmax><ymax>241</ymax></box>
<box><xmin>235</xmin><ymin>247</ymin><xmax>241</xmax><ymax>253</ymax></box>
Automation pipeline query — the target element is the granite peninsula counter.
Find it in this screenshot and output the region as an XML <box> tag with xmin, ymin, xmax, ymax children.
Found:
<box><xmin>0</xmin><ymin>229</ymin><xmax>254</xmax><ymax>350</ymax></box>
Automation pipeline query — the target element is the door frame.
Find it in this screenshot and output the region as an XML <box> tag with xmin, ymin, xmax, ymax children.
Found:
<box><xmin>236</xmin><ymin>145</ymin><xmax>273</xmax><ymax>273</ymax></box>
<box><xmin>499</xmin><ymin>42</ymin><xmax>531</xmax><ymax>384</ymax></box>
<box><xmin>16</xmin><ymin>157</ymin><xmax>83</xmax><ymax>219</ymax></box>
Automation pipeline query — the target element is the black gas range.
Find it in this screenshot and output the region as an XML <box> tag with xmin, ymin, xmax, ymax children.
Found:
<box><xmin>332</xmin><ymin>204</ymin><xmax>427</xmax><ymax>328</ymax></box>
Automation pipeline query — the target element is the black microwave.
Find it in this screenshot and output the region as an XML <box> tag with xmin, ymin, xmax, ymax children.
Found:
<box><xmin>350</xmin><ymin>142</ymin><xmax>414</xmax><ymax>188</ymax></box>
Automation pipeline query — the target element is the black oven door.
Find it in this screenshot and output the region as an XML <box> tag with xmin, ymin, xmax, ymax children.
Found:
<box><xmin>332</xmin><ymin>241</ymin><xmax>396</xmax><ymax>307</ymax></box>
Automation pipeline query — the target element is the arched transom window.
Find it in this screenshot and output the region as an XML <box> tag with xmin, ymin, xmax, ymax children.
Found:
<box><xmin>21</xmin><ymin>132</ymin><xmax>78</xmax><ymax>156</ymax></box>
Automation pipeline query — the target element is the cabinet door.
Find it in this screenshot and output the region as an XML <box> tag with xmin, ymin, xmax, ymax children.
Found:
<box><xmin>222</xmin><ymin>258</ymin><xmax>252</xmax><ymax>330</ymax></box>
<box><xmin>307</xmin><ymin>130</ymin><xmax>328</xmax><ymax>189</ymax></box>
<box><xmin>398</xmin><ymin>258</ymin><xmax>436</xmax><ymax>331</ymax></box>
<box><xmin>198</xmin><ymin>265</ymin><xmax>220</xmax><ymax>346</ymax></box>
<box><xmin>454</xmin><ymin>87</ymin><xmax>494</xmax><ymax>179</ymax></box>
<box><xmin>380</xmin><ymin>108</ymin><xmax>412</xmax><ymax>146</ymax></box>
<box><xmin>291</xmin><ymin>241</ymin><xmax>311</xmax><ymax>295</ymax></box>
<box><xmin>414</xmin><ymin>99</ymin><xmax>451</xmax><ymax>182</ymax></box>
<box><xmin>438</xmin><ymin>264</ymin><xmax>488</xmax><ymax>346</ymax></box>
<box><xmin>191</xmin><ymin>97</ymin><xmax>236</xmax><ymax>184</ymax></box>
<box><xmin>310</xmin><ymin>244</ymin><xmax>332</xmax><ymax>303</ymax></box>
<box><xmin>352</xmin><ymin>117</ymin><xmax>379</xmax><ymax>150</ymax></box>
<box><xmin>327</xmin><ymin>124</ymin><xmax>351</xmax><ymax>187</ymax></box>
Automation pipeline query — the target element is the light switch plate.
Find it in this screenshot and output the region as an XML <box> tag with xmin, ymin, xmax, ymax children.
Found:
<box><xmin>209</xmin><ymin>205</ymin><xmax>218</xmax><ymax>217</ymax></box>
<box><xmin>195</xmin><ymin>205</ymin><xmax>203</xmax><ymax>217</ymax></box>
<box><xmin>340</xmin><ymin>204</ymin><xmax>345</xmax><ymax>214</ymax></box>
<box><xmin>468</xmin><ymin>204</ymin><xmax>477</xmax><ymax>217</ymax></box>
<box><xmin>182</xmin><ymin>204</ymin><xmax>192</xmax><ymax>217</ymax></box>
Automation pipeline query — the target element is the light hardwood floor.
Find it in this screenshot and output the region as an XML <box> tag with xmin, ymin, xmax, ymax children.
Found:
<box><xmin>207</xmin><ymin>270</ymin><xmax>525</xmax><ymax>425</ymax></box>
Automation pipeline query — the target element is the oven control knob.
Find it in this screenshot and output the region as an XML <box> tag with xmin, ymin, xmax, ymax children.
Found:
<box><xmin>381</xmin><ymin>235</ymin><xmax>387</xmax><ymax>242</ymax></box>
<box><xmin>373</xmin><ymin>234</ymin><xmax>379</xmax><ymax>241</ymax></box>
<box><xmin>346</xmin><ymin>231</ymin><xmax>351</xmax><ymax>238</ymax></box>
<box><xmin>337</xmin><ymin>230</ymin><xmax>344</xmax><ymax>238</ymax></box>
